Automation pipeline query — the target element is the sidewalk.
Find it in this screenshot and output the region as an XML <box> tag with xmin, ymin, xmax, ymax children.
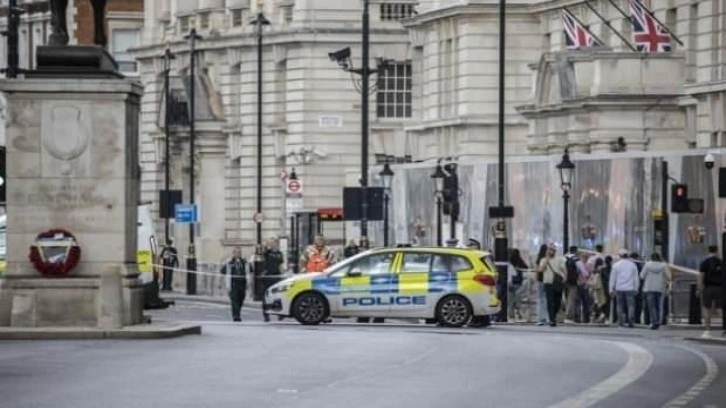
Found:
<box><xmin>161</xmin><ymin>292</ymin><xmax>262</xmax><ymax>309</ymax></box>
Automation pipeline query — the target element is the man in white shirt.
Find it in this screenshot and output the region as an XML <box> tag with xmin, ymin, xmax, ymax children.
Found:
<box><xmin>586</xmin><ymin>244</ymin><xmax>605</xmax><ymax>272</ymax></box>
<box><xmin>609</xmin><ymin>249</ymin><xmax>640</xmax><ymax>328</ymax></box>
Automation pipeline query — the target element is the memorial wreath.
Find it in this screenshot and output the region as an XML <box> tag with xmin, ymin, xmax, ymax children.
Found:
<box><xmin>28</xmin><ymin>229</ymin><xmax>81</xmax><ymax>276</ymax></box>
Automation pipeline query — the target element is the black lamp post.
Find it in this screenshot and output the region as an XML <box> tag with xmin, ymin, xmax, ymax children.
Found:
<box><xmin>431</xmin><ymin>163</ymin><xmax>446</xmax><ymax>247</ymax></box>
<box><xmin>1</xmin><ymin>0</ymin><xmax>23</xmax><ymax>78</ymax></box>
<box><xmin>379</xmin><ymin>162</ymin><xmax>394</xmax><ymax>247</ymax></box>
<box><xmin>327</xmin><ymin>0</ymin><xmax>391</xmax><ymax>240</ymax></box>
<box><xmin>556</xmin><ymin>149</ymin><xmax>576</xmax><ymax>251</ymax></box>
<box><xmin>161</xmin><ymin>47</ymin><xmax>175</xmax><ymax>245</ymax></box>
<box><xmin>251</xmin><ymin>11</ymin><xmax>270</xmax><ymax>247</ymax></box>
<box><xmin>184</xmin><ymin>28</ymin><xmax>202</xmax><ymax>295</ymax></box>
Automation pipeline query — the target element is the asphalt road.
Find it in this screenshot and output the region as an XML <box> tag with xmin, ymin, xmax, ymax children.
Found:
<box><xmin>1</xmin><ymin>301</ymin><xmax>725</xmax><ymax>408</ymax></box>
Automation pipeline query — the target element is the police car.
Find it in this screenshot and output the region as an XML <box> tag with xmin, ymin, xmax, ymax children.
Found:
<box><xmin>264</xmin><ymin>247</ymin><xmax>500</xmax><ymax>327</ymax></box>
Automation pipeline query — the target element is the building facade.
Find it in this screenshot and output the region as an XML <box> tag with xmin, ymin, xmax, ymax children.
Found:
<box><xmin>132</xmin><ymin>0</ymin><xmax>725</xmax><ymax>270</ymax></box>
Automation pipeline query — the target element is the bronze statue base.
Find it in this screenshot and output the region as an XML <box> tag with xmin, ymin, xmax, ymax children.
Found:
<box><xmin>25</xmin><ymin>46</ymin><xmax>123</xmax><ymax>79</ymax></box>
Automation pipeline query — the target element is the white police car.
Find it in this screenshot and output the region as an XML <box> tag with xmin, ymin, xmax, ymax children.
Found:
<box><xmin>263</xmin><ymin>247</ymin><xmax>500</xmax><ymax>327</ymax></box>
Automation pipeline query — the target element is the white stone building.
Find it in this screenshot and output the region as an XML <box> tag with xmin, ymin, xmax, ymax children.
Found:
<box><xmin>132</xmin><ymin>0</ymin><xmax>725</xmax><ymax>267</ymax></box>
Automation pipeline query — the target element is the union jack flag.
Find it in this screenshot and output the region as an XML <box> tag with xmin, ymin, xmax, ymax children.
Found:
<box><xmin>629</xmin><ymin>0</ymin><xmax>672</xmax><ymax>52</ymax></box>
<box><xmin>562</xmin><ymin>9</ymin><xmax>601</xmax><ymax>50</ymax></box>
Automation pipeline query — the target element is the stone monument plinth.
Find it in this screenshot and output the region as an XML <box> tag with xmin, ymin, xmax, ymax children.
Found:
<box><xmin>0</xmin><ymin>75</ymin><xmax>144</xmax><ymax>327</ymax></box>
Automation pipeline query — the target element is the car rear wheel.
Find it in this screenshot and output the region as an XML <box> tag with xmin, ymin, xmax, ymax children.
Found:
<box><xmin>292</xmin><ymin>292</ymin><xmax>329</xmax><ymax>325</ymax></box>
<box><xmin>436</xmin><ymin>295</ymin><xmax>473</xmax><ymax>328</ymax></box>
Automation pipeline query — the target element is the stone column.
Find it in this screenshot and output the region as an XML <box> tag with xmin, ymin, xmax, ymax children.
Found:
<box><xmin>0</xmin><ymin>78</ymin><xmax>144</xmax><ymax>327</ymax></box>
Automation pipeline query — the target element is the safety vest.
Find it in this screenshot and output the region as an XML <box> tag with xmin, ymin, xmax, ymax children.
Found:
<box><xmin>305</xmin><ymin>248</ymin><xmax>330</xmax><ymax>273</ymax></box>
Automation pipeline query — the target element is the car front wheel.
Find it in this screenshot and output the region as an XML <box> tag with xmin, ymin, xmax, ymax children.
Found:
<box><xmin>291</xmin><ymin>292</ymin><xmax>329</xmax><ymax>325</ymax></box>
<box><xmin>436</xmin><ymin>295</ymin><xmax>473</xmax><ymax>328</ymax></box>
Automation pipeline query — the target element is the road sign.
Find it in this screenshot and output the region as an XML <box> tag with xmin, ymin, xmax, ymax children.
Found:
<box><xmin>278</xmin><ymin>170</ymin><xmax>288</xmax><ymax>181</ymax></box>
<box><xmin>286</xmin><ymin>197</ymin><xmax>303</xmax><ymax>216</ymax></box>
<box><xmin>175</xmin><ymin>204</ymin><xmax>198</xmax><ymax>224</ymax></box>
<box><xmin>253</xmin><ymin>212</ymin><xmax>264</xmax><ymax>223</ymax></box>
<box><xmin>286</xmin><ymin>178</ymin><xmax>303</xmax><ymax>195</ymax></box>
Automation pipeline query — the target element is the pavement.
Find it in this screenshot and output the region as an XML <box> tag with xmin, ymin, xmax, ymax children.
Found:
<box><xmin>2</xmin><ymin>299</ymin><xmax>726</xmax><ymax>407</ymax></box>
<box><xmin>0</xmin><ymin>322</ymin><xmax>202</xmax><ymax>340</ymax></box>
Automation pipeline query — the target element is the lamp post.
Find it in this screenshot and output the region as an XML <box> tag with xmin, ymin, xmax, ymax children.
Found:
<box><xmin>161</xmin><ymin>47</ymin><xmax>175</xmax><ymax>245</ymax></box>
<box><xmin>184</xmin><ymin>28</ymin><xmax>202</xmax><ymax>295</ymax></box>
<box><xmin>1</xmin><ymin>0</ymin><xmax>23</xmax><ymax>78</ymax></box>
<box><xmin>379</xmin><ymin>162</ymin><xmax>394</xmax><ymax>247</ymax></box>
<box><xmin>251</xmin><ymin>11</ymin><xmax>270</xmax><ymax>247</ymax></box>
<box><xmin>431</xmin><ymin>163</ymin><xmax>446</xmax><ymax>247</ymax></box>
<box><xmin>556</xmin><ymin>149</ymin><xmax>576</xmax><ymax>251</ymax></box>
<box><xmin>328</xmin><ymin>0</ymin><xmax>390</xmax><ymax>240</ymax></box>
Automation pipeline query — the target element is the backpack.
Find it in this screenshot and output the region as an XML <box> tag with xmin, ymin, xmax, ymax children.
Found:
<box><xmin>565</xmin><ymin>256</ymin><xmax>579</xmax><ymax>285</ymax></box>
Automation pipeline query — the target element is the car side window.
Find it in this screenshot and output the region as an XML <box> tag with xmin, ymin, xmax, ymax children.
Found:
<box><xmin>332</xmin><ymin>253</ymin><xmax>394</xmax><ymax>277</ymax></box>
<box><xmin>431</xmin><ymin>255</ymin><xmax>472</xmax><ymax>273</ymax></box>
<box><xmin>399</xmin><ymin>253</ymin><xmax>432</xmax><ymax>273</ymax></box>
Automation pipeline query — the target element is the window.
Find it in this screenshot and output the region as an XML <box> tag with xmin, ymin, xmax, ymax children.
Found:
<box><xmin>334</xmin><ymin>253</ymin><xmax>394</xmax><ymax>277</ymax></box>
<box><xmin>432</xmin><ymin>255</ymin><xmax>472</xmax><ymax>273</ymax></box>
<box><xmin>179</xmin><ymin>16</ymin><xmax>190</xmax><ymax>32</ymax></box>
<box><xmin>199</xmin><ymin>12</ymin><xmax>210</xmax><ymax>29</ymax></box>
<box><xmin>231</xmin><ymin>9</ymin><xmax>243</xmax><ymax>27</ymax></box>
<box><xmin>281</xmin><ymin>6</ymin><xmax>293</xmax><ymax>24</ymax></box>
<box><xmin>111</xmin><ymin>28</ymin><xmax>140</xmax><ymax>74</ymax></box>
<box><xmin>380</xmin><ymin>3</ymin><xmax>415</xmax><ymax>21</ymax></box>
<box><xmin>376</xmin><ymin>62</ymin><xmax>412</xmax><ymax>118</ymax></box>
<box><xmin>400</xmin><ymin>253</ymin><xmax>431</xmax><ymax>273</ymax></box>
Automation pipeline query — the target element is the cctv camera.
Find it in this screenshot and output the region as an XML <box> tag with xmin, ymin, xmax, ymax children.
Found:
<box><xmin>704</xmin><ymin>153</ymin><xmax>716</xmax><ymax>170</ymax></box>
<box><xmin>328</xmin><ymin>47</ymin><xmax>351</xmax><ymax>66</ymax></box>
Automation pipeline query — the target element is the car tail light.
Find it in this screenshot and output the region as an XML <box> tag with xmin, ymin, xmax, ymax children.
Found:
<box><xmin>474</xmin><ymin>274</ymin><xmax>496</xmax><ymax>286</ymax></box>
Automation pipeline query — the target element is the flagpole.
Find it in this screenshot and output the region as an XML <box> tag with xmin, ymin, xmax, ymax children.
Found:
<box><xmin>631</xmin><ymin>0</ymin><xmax>684</xmax><ymax>46</ymax></box>
<box><xmin>581</xmin><ymin>1</ymin><xmax>638</xmax><ymax>52</ymax></box>
<box><xmin>562</xmin><ymin>7</ymin><xmax>607</xmax><ymax>48</ymax></box>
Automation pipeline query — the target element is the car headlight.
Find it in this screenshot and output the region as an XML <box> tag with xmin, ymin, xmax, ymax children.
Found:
<box><xmin>270</xmin><ymin>282</ymin><xmax>294</xmax><ymax>294</ymax></box>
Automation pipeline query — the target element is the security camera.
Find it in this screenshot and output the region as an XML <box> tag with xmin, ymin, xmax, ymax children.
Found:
<box><xmin>704</xmin><ymin>153</ymin><xmax>716</xmax><ymax>170</ymax></box>
<box><xmin>328</xmin><ymin>47</ymin><xmax>351</xmax><ymax>68</ymax></box>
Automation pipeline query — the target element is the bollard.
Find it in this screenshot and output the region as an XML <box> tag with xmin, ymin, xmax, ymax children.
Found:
<box><xmin>688</xmin><ymin>284</ymin><xmax>701</xmax><ymax>325</ymax></box>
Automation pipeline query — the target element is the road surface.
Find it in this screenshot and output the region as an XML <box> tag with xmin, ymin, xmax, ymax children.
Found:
<box><xmin>1</xmin><ymin>300</ymin><xmax>724</xmax><ymax>408</ymax></box>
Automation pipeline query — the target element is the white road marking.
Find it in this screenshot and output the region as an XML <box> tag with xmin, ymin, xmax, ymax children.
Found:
<box><xmin>548</xmin><ymin>341</ymin><xmax>653</xmax><ymax>408</ymax></box>
<box><xmin>661</xmin><ymin>344</ymin><xmax>719</xmax><ymax>408</ymax></box>
<box><xmin>276</xmin><ymin>389</ymin><xmax>298</xmax><ymax>394</ymax></box>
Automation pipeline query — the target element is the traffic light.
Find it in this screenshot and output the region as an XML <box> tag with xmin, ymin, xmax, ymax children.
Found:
<box><xmin>671</xmin><ymin>184</ymin><xmax>689</xmax><ymax>213</ymax></box>
<box><xmin>442</xmin><ymin>163</ymin><xmax>459</xmax><ymax>220</ymax></box>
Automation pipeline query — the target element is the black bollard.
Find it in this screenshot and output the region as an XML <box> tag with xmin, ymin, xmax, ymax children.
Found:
<box><xmin>688</xmin><ymin>284</ymin><xmax>701</xmax><ymax>325</ymax></box>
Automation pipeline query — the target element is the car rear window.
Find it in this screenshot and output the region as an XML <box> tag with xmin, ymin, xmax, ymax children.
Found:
<box><xmin>480</xmin><ymin>256</ymin><xmax>497</xmax><ymax>273</ymax></box>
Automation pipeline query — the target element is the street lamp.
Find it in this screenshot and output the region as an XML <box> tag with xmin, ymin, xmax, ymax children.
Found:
<box><xmin>431</xmin><ymin>163</ymin><xmax>446</xmax><ymax>247</ymax></box>
<box><xmin>161</xmin><ymin>46</ymin><xmax>175</xmax><ymax>245</ymax></box>
<box><xmin>184</xmin><ymin>27</ymin><xmax>203</xmax><ymax>295</ymax></box>
<box><xmin>556</xmin><ymin>149</ymin><xmax>576</xmax><ymax>251</ymax></box>
<box><xmin>251</xmin><ymin>11</ymin><xmax>270</xmax><ymax>247</ymax></box>
<box><xmin>327</xmin><ymin>0</ymin><xmax>391</xmax><ymax>239</ymax></box>
<box><xmin>379</xmin><ymin>162</ymin><xmax>395</xmax><ymax>247</ymax></box>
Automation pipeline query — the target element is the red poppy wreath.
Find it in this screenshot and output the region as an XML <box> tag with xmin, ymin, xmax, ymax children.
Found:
<box><xmin>28</xmin><ymin>229</ymin><xmax>81</xmax><ymax>276</ymax></box>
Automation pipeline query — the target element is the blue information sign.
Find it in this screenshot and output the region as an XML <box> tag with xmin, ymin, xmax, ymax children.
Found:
<box><xmin>175</xmin><ymin>204</ymin><xmax>198</xmax><ymax>224</ymax></box>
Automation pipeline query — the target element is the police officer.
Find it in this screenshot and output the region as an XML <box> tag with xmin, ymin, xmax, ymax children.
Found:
<box><xmin>262</xmin><ymin>239</ymin><xmax>285</xmax><ymax>322</ymax></box>
<box><xmin>220</xmin><ymin>247</ymin><xmax>249</xmax><ymax>322</ymax></box>
<box><xmin>160</xmin><ymin>240</ymin><xmax>178</xmax><ymax>291</ymax></box>
<box><xmin>252</xmin><ymin>244</ymin><xmax>266</xmax><ymax>302</ymax></box>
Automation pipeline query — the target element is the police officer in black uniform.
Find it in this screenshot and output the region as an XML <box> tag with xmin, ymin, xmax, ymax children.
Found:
<box><xmin>220</xmin><ymin>247</ymin><xmax>248</xmax><ymax>322</ymax></box>
<box><xmin>160</xmin><ymin>241</ymin><xmax>178</xmax><ymax>291</ymax></box>
<box><xmin>262</xmin><ymin>239</ymin><xmax>285</xmax><ymax>322</ymax></box>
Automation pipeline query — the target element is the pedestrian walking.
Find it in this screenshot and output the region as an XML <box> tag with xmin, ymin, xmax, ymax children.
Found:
<box><xmin>534</xmin><ymin>244</ymin><xmax>549</xmax><ymax>326</ymax></box>
<box><xmin>575</xmin><ymin>251</ymin><xmax>592</xmax><ymax>323</ymax></box>
<box><xmin>640</xmin><ymin>252</ymin><xmax>668</xmax><ymax>330</ymax></box>
<box><xmin>585</xmin><ymin>244</ymin><xmax>605</xmax><ymax>272</ymax></box>
<box><xmin>508</xmin><ymin>248</ymin><xmax>527</xmax><ymax>321</ymax></box>
<box><xmin>539</xmin><ymin>244</ymin><xmax>566</xmax><ymax>327</ymax></box>
<box><xmin>564</xmin><ymin>246</ymin><xmax>587</xmax><ymax>323</ymax></box>
<box><xmin>220</xmin><ymin>247</ymin><xmax>249</xmax><ymax>322</ymax></box>
<box><xmin>631</xmin><ymin>252</ymin><xmax>645</xmax><ymax>324</ymax></box>
<box><xmin>602</xmin><ymin>255</ymin><xmax>614</xmax><ymax>323</ymax></box>
<box><xmin>609</xmin><ymin>250</ymin><xmax>639</xmax><ymax>328</ymax></box>
<box><xmin>588</xmin><ymin>258</ymin><xmax>608</xmax><ymax>323</ymax></box>
<box><xmin>698</xmin><ymin>245</ymin><xmax>723</xmax><ymax>338</ymax></box>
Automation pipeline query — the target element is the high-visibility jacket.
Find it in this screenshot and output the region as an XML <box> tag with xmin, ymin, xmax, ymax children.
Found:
<box><xmin>303</xmin><ymin>246</ymin><xmax>332</xmax><ymax>273</ymax></box>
